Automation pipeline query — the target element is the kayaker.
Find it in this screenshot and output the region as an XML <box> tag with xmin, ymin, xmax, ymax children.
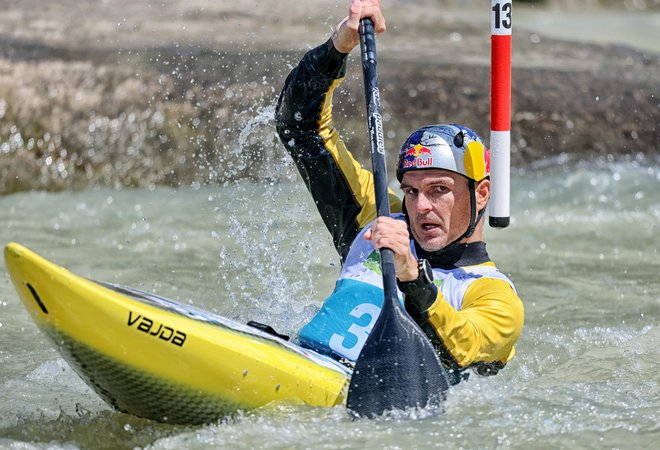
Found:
<box><xmin>275</xmin><ymin>0</ymin><xmax>523</xmax><ymax>384</ymax></box>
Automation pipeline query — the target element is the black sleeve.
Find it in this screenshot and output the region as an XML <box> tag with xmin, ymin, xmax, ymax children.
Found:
<box><xmin>275</xmin><ymin>39</ymin><xmax>368</xmax><ymax>263</ymax></box>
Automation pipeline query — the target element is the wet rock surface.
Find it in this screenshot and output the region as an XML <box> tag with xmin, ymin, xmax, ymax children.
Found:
<box><xmin>0</xmin><ymin>0</ymin><xmax>658</xmax><ymax>194</ymax></box>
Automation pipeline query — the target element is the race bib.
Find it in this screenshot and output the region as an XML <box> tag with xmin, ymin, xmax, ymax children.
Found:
<box><xmin>297</xmin><ymin>279</ymin><xmax>385</xmax><ymax>361</ymax></box>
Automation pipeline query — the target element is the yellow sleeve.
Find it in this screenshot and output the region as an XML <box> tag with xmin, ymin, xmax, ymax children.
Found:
<box><xmin>317</xmin><ymin>79</ymin><xmax>403</xmax><ymax>227</ymax></box>
<box><xmin>425</xmin><ymin>278</ymin><xmax>524</xmax><ymax>367</ymax></box>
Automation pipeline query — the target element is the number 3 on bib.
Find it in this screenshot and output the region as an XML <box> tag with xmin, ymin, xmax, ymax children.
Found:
<box><xmin>329</xmin><ymin>303</ymin><xmax>381</xmax><ymax>360</ymax></box>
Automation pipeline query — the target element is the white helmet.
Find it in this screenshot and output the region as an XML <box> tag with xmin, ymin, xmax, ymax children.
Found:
<box><xmin>396</xmin><ymin>124</ymin><xmax>490</xmax><ymax>182</ymax></box>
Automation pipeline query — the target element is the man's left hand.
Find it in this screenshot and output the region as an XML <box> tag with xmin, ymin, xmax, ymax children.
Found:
<box><xmin>364</xmin><ymin>217</ymin><xmax>419</xmax><ymax>282</ymax></box>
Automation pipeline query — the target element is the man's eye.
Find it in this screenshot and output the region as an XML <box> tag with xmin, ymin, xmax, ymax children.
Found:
<box><xmin>404</xmin><ymin>188</ymin><xmax>417</xmax><ymax>196</ymax></box>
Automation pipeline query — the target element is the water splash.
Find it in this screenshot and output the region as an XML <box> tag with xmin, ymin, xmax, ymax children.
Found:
<box><xmin>213</xmin><ymin>180</ymin><xmax>325</xmax><ymax>335</ymax></box>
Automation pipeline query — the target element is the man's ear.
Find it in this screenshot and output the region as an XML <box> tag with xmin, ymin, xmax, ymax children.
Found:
<box><xmin>476</xmin><ymin>179</ymin><xmax>490</xmax><ymax>210</ymax></box>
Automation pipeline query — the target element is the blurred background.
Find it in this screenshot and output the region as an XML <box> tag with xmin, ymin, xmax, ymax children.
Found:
<box><xmin>0</xmin><ymin>0</ymin><xmax>658</xmax><ymax>194</ymax></box>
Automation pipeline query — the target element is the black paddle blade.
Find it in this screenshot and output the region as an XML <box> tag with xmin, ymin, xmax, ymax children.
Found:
<box><xmin>346</xmin><ymin>301</ymin><xmax>449</xmax><ymax>418</ymax></box>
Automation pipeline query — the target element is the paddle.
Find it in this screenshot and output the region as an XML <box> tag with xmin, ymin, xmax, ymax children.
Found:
<box><xmin>345</xmin><ymin>17</ymin><xmax>449</xmax><ymax>418</ymax></box>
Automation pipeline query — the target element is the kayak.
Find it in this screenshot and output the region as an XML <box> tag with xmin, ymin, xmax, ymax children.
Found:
<box><xmin>4</xmin><ymin>242</ymin><xmax>351</xmax><ymax>424</ymax></box>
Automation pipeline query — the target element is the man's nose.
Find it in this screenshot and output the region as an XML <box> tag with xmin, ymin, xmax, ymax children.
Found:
<box><xmin>415</xmin><ymin>192</ymin><xmax>433</xmax><ymax>212</ymax></box>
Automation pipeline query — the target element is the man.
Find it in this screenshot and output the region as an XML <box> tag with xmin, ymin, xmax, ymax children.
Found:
<box><xmin>275</xmin><ymin>0</ymin><xmax>523</xmax><ymax>384</ymax></box>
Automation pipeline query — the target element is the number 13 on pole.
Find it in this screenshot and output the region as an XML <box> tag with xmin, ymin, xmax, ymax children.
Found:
<box><xmin>490</xmin><ymin>0</ymin><xmax>512</xmax><ymax>229</ymax></box>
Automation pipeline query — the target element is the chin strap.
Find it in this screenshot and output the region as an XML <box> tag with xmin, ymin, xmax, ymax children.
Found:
<box><xmin>402</xmin><ymin>180</ymin><xmax>486</xmax><ymax>257</ymax></box>
<box><xmin>464</xmin><ymin>179</ymin><xmax>481</xmax><ymax>239</ymax></box>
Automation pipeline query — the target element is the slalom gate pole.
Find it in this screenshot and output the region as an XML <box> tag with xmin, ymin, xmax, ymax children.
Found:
<box><xmin>489</xmin><ymin>0</ymin><xmax>512</xmax><ymax>229</ymax></box>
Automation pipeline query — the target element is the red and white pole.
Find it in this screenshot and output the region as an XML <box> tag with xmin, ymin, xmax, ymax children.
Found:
<box><xmin>489</xmin><ymin>0</ymin><xmax>512</xmax><ymax>229</ymax></box>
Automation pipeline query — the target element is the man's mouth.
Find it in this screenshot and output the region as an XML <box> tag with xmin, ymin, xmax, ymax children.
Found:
<box><xmin>421</xmin><ymin>223</ymin><xmax>440</xmax><ymax>231</ymax></box>
<box><xmin>417</xmin><ymin>217</ymin><xmax>445</xmax><ymax>234</ymax></box>
<box><xmin>412</xmin><ymin>214</ymin><xmax>445</xmax><ymax>241</ymax></box>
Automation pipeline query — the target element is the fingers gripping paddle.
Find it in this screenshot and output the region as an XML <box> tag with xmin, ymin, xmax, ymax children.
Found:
<box><xmin>346</xmin><ymin>18</ymin><xmax>449</xmax><ymax>418</ymax></box>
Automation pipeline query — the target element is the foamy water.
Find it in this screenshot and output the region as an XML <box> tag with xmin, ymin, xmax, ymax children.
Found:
<box><xmin>0</xmin><ymin>161</ymin><xmax>658</xmax><ymax>449</ymax></box>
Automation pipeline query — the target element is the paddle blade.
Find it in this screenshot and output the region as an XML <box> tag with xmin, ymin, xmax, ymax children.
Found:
<box><xmin>346</xmin><ymin>301</ymin><xmax>449</xmax><ymax>418</ymax></box>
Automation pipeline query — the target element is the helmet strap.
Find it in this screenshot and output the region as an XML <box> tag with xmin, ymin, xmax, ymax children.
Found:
<box><xmin>463</xmin><ymin>179</ymin><xmax>488</xmax><ymax>239</ymax></box>
<box><xmin>464</xmin><ymin>179</ymin><xmax>479</xmax><ymax>238</ymax></box>
<box><xmin>437</xmin><ymin>179</ymin><xmax>481</xmax><ymax>253</ymax></box>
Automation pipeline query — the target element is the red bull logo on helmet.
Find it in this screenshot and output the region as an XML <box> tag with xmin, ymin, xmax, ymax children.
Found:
<box><xmin>401</xmin><ymin>143</ymin><xmax>434</xmax><ymax>169</ymax></box>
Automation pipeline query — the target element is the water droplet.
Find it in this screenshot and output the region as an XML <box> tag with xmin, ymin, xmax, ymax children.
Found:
<box><xmin>449</xmin><ymin>32</ymin><xmax>462</xmax><ymax>42</ymax></box>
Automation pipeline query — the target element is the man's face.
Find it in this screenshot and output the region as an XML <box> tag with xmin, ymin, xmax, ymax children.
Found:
<box><xmin>401</xmin><ymin>169</ymin><xmax>486</xmax><ymax>252</ymax></box>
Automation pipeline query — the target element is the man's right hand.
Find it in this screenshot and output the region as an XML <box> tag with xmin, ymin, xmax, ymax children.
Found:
<box><xmin>331</xmin><ymin>0</ymin><xmax>386</xmax><ymax>54</ymax></box>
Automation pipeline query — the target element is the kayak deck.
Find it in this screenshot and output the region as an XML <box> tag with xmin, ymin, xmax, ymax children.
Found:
<box><xmin>4</xmin><ymin>242</ymin><xmax>350</xmax><ymax>424</ymax></box>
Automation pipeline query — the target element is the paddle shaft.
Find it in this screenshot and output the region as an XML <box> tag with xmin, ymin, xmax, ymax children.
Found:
<box><xmin>359</xmin><ymin>18</ymin><xmax>399</xmax><ymax>311</ymax></box>
<box><xmin>346</xmin><ymin>18</ymin><xmax>449</xmax><ymax>418</ymax></box>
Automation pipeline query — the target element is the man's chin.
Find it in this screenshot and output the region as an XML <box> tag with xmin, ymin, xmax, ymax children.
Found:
<box><xmin>415</xmin><ymin>236</ymin><xmax>448</xmax><ymax>253</ymax></box>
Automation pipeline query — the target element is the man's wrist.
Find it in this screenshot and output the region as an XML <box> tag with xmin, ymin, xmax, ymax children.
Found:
<box><xmin>311</xmin><ymin>38</ymin><xmax>348</xmax><ymax>78</ymax></box>
<box><xmin>397</xmin><ymin>259</ymin><xmax>434</xmax><ymax>294</ymax></box>
<box><xmin>330</xmin><ymin>35</ymin><xmax>350</xmax><ymax>54</ymax></box>
<box><xmin>396</xmin><ymin>266</ymin><xmax>419</xmax><ymax>282</ymax></box>
<box><xmin>396</xmin><ymin>254</ymin><xmax>425</xmax><ymax>282</ymax></box>
<box><xmin>400</xmin><ymin>279</ymin><xmax>438</xmax><ymax>318</ymax></box>
<box><xmin>399</xmin><ymin>259</ymin><xmax>437</xmax><ymax>316</ymax></box>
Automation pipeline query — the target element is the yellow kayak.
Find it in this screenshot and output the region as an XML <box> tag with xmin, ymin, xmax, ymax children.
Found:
<box><xmin>4</xmin><ymin>242</ymin><xmax>350</xmax><ymax>424</ymax></box>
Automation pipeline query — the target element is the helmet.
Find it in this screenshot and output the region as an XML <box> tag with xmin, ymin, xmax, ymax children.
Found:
<box><xmin>396</xmin><ymin>124</ymin><xmax>490</xmax><ymax>182</ymax></box>
<box><xmin>397</xmin><ymin>124</ymin><xmax>491</xmax><ymax>247</ymax></box>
